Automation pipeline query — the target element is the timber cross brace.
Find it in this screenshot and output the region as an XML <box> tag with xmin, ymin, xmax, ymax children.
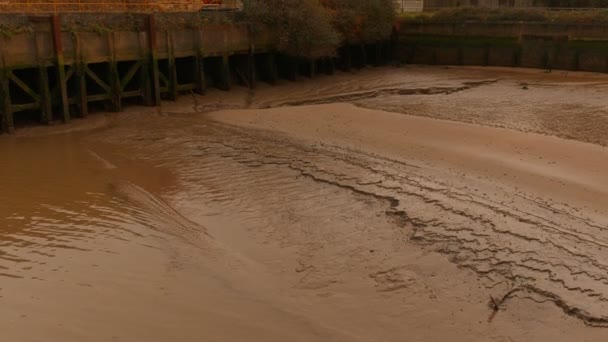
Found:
<box><xmin>0</xmin><ymin>13</ymin><xmax>389</xmax><ymax>133</ymax></box>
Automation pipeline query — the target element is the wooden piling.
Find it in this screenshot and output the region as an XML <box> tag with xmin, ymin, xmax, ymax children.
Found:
<box><xmin>0</xmin><ymin>38</ymin><xmax>11</xmax><ymax>133</ymax></box>
<box><xmin>484</xmin><ymin>44</ymin><xmax>490</xmax><ymax>67</ymax></box>
<box><xmin>108</xmin><ymin>32</ymin><xmax>122</xmax><ymax>111</ymax></box>
<box><xmin>266</xmin><ymin>53</ymin><xmax>278</xmax><ymax>85</ymax></box>
<box><xmin>39</xmin><ymin>65</ymin><xmax>53</xmax><ymax>124</ymax></box>
<box><xmin>139</xmin><ymin>32</ymin><xmax>153</xmax><ymax>106</ymax></box>
<box><xmin>32</xmin><ymin>31</ymin><xmax>52</xmax><ymax>124</ymax></box>
<box><xmin>73</xmin><ymin>33</ymin><xmax>88</xmax><ymax>117</ymax></box>
<box><xmin>51</xmin><ymin>15</ymin><xmax>70</xmax><ymax>123</ymax></box>
<box><xmin>325</xmin><ymin>57</ymin><xmax>335</xmax><ymax>75</ymax></box>
<box><xmin>167</xmin><ymin>31</ymin><xmax>178</xmax><ymax>100</ymax></box>
<box><xmin>457</xmin><ymin>46</ymin><xmax>464</xmax><ymax>66</ymax></box>
<box><xmin>284</xmin><ymin>55</ymin><xmax>298</xmax><ymax>81</ymax></box>
<box><xmin>342</xmin><ymin>46</ymin><xmax>352</xmax><ymax>71</ymax></box>
<box><xmin>220</xmin><ymin>53</ymin><xmax>231</xmax><ymax>90</ymax></box>
<box><xmin>195</xmin><ymin>30</ymin><xmax>206</xmax><ymax>95</ymax></box>
<box><xmin>308</xmin><ymin>58</ymin><xmax>316</xmax><ymax>78</ymax></box>
<box><xmin>1</xmin><ymin>16</ymin><xmax>372</xmax><ymax>133</ymax></box>
<box><xmin>0</xmin><ymin>68</ymin><xmax>13</xmax><ymax>133</ymax></box>
<box><xmin>248</xmin><ymin>43</ymin><xmax>256</xmax><ymax>89</ymax></box>
<box><xmin>513</xmin><ymin>46</ymin><xmax>522</xmax><ymax>67</ymax></box>
<box><xmin>375</xmin><ymin>42</ymin><xmax>382</xmax><ymax>66</ymax></box>
<box><xmin>147</xmin><ymin>15</ymin><xmax>161</xmax><ymax>106</ymax></box>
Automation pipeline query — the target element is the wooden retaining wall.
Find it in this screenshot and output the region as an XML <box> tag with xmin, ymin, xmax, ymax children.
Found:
<box><xmin>0</xmin><ymin>14</ymin><xmax>274</xmax><ymax>132</ymax></box>
<box><xmin>397</xmin><ymin>21</ymin><xmax>608</xmax><ymax>73</ymax></box>
<box><xmin>0</xmin><ymin>12</ymin><xmax>390</xmax><ymax>133</ymax></box>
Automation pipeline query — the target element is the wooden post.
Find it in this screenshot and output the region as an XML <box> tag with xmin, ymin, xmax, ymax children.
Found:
<box><xmin>431</xmin><ymin>49</ymin><xmax>438</xmax><ymax>65</ymax></box>
<box><xmin>359</xmin><ymin>44</ymin><xmax>367</xmax><ymax>68</ymax></box>
<box><xmin>139</xmin><ymin>31</ymin><xmax>153</xmax><ymax>105</ymax></box>
<box><xmin>195</xmin><ymin>29</ymin><xmax>206</xmax><ymax>95</ymax></box>
<box><xmin>0</xmin><ymin>68</ymin><xmax>13</xmax><ymax>133</ymax></box>
<box><xmin>266</xmin><ymin>53</ymin><xmax>278</xmax><ymax>85</ymax></box>
<box><xmin>51</xmin><ymin>15</ymin><xmax>70</xmax><ymax>123</ymax></box>
<box><xmin>220</xmin><ymin>53</ymin><xmax>231</xmax><ymax>90</ymax></box>
<box><xmin>39</xmin><ymin>64</ymin><xmax>53</xmax><ymax>124</ymax></box>
<box><xmin>484</xmin><ymin>43</ymin><xmax>490</xmax><ymax>66</ymax></box>
<box><xmin>248</xmin><ymin>43</ymin><xmax>256</xmax><ymax>89</ymax></box>
<box><xmin>284</xmin><ymin>55</ymin><xmax>297</xmax><ymax>81</ymax></box>
<box><xmin>73</xmin><ymin>33</ymin><xmax>88</xmax><ymax>117</ymax></box>
<box><xmin>33</xmin><ymin>31</ymin><xmax>52</xmax><ymax>124</ymax></box>
<box><xmin>375</xmin><ymin>42</ymin><xmax>383</xmax><ymax>66</ymax></box>
<box><xmin>513</xmin><ymin>46</ymin><xmax>522</xmax><ymax>67</ymax></box>
<box><xmin>325</xmin><ymin>57</ymin><xmax>335</xmax><ymax>75</ymax></box>
<box><xmin>147</xmin><ymin>15</ymin><xmax>161</xmax><ymax>106</ymax></box>
<box><xmin>108</xmin><ymin>32</ymin><xmax>121</xmax><ymax>112</ymax></box>
<box><xmin>0</xmin><ymin>37</ymin><xmax>11</xmax><ymax>133</ymax></box>
<box><xmin>457</xmin><ymin>46</ymin><xmax>464</xmax><ymax>66</ymax></box>
<box><xmin>167</xmin><ymin>31</ymin><xmax>178</xmax><ymax>100</ymax></box>
<box><xmin>247</xmin><ymin>25</ymin><xmax>256</xmax><ymax>90</ymax></box>
<box><xmin>308</xmin><ymin>58</ymin><xmax>316</xmax><ymax>78</ymax></box>
<box><xmin>342</xmin><ymin>46</ymin><xmax>352</xmax><ymax>71</ymax></box>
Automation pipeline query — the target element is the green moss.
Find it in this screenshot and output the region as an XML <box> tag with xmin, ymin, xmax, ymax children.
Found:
<box><xmin>0</xmin><ymin>24</ymin><xmax>33</xmax><ymax>39</ymax></box>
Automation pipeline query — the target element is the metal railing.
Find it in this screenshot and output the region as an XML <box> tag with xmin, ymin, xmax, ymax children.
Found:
<box><xmin>0</xmin><ymin>0</ymin><xmax>242</xmax><ymax>13</ymax></box>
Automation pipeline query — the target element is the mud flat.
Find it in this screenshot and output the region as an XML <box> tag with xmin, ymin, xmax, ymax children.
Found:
<box><xmin>1</xmin><ymin>66</ymin><xmax>608</xmax><ymax>341</ymax></box>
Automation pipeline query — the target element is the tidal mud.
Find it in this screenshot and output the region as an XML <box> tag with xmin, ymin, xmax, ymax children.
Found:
<box><xmin>1</xmin><ymin>66</ymin><xmax>608</xmax><ymax>341</ymax></box>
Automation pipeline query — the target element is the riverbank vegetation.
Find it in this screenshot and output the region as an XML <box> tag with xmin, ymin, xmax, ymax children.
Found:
<box><xmin>244</xmin><ymin>0</ymin><xmax>396</xmax><ymax>58</ymax></box>
<box><xmin>0</xmin><ymin>1</ymin><xmax>396</xmax><ymax>59</ymax></box>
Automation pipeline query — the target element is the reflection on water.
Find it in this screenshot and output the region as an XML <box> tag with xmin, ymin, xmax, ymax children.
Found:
<box><xmin>1</xmin><ymin>194</ymin><xmax>146</xmax><ymax>279</ymax></box>
<box><xmin>0</xmin><ymin>129</ymin><xmax>178</xmax><ymax>281</ymax></box>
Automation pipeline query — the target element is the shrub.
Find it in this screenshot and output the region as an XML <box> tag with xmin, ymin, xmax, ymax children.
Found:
<box><xmin>244</xmin><ymin>0</ymin><xmax>340</xmax><ymax>58</ymax></box>
<box><xmin>323</xmin><ymin>0</ymin><xmax>396</xmax><ymax>43</ymax></box>
<box><xmin>243</xmin><ymin>0</ymin><xmax>396</xmax><ymax>57</ymax></box>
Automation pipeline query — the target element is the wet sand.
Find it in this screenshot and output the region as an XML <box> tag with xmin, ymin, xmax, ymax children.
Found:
<box><xmin>1</xmin><ymin>66</ymin><xmax>608</xmax><ymax>341</ymax></box>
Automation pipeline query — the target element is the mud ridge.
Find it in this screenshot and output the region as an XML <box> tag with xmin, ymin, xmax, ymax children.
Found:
<box><xmin>189</xmin><ymin>121</ymin><xmax>608</xmax><ymax>326</ymax></box>
<box><xmin>277</xmin><ymin>80</ymin><xmax>498</xmax><ymax>107</ymax></box>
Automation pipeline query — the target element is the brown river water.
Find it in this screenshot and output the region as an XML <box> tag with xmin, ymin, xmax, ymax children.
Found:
<box><xmin>2</xmin><ymin>66</ymin><xmax>608</xmax><ymax>341</ymax></box>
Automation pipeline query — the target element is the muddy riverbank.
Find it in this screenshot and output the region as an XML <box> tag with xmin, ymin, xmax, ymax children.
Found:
<box><xmin>1</xmin><ymin>66</ymin><xmax>608</xmax><ymax>341</ymax></box>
